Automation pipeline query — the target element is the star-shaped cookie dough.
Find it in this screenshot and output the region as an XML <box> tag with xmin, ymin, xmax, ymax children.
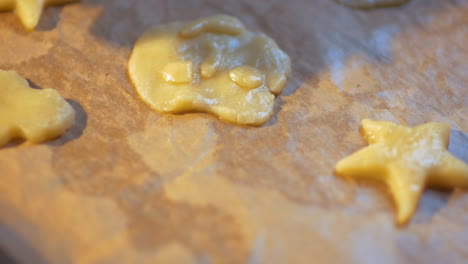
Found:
<box><xmin>335</xmin><ymin>119</ymin><xmax>468</xmax><ymax>224</ymax></box>
<box><xmin>0</xmin><ymin>70</ymin><xmax>75</xmax><ymax>146</ymax></box>
<box><xmin>0</xmin><ymin>0</ymin><xmax>79</xmax><ymax>30</ymax></box>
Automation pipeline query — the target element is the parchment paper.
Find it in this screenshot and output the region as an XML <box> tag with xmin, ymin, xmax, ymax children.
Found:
<box><xmin>0</xmin><ymin>0</ymin><xmax>467</xmax><ymax>263</ymax></box>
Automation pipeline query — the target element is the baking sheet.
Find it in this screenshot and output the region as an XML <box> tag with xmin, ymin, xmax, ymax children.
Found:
<box><xmin>0</xmin><ymin>0</ymin><xmax>467</xmax><ymax>263</ymax></box>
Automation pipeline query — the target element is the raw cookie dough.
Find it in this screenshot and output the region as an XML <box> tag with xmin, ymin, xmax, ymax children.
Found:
<box><xmin>335</xmin><ymin>119</ymin><xmax>468</xmax><ymax>225</ymax></box>
<box><xmin>335</xmin><ymin>0</ymin><xmax>411</xmax><ymax>9</ymax></box>
<box><xmin>128</xmin><ymin>14</ymin><xmax>291</xmax><ymax>126</ymax></box>
<box><xmin>0</xmin><ymin>70</ymin><xmax>75</xmax><ymax>146</ymax></box>
<box><xmin>0</xmin><ymin>0</ymin><xmax>79</xmax><ymax>30</ymax></box>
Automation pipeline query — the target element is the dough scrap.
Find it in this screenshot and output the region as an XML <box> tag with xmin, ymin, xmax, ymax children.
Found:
<box><xmin>0</xmin><ymin>0</ymin><xmax>79</xmax><ymax>30</ymax></box>
<box><xmin>128</xmin><ymin>14</ymin><xmax>291</xmax><ymax>126</ymax></box>
<box><xmin>335</xmin><ymin>119</ymin><xmax>468</xmax><ymax>225</ymax></box>
<box><xmin>0</xmin><ymin>70</ymin><xmax>75</xmax><ymax>146</ymax></box>
<box><xmin>335</xmin><ymin>0</ymin><xmax>411</xmax><ymax>9</ymax></box>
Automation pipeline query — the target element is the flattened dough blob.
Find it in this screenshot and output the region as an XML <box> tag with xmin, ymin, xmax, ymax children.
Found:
<box><xmin>0</xmin><ymin>70</ymin><xmax>75</xmax><ymax>146</ymax></box>
<box><xmin>128</xmin><ymin>14</ymin><xmax>291</xmax><ymax>126</ymax></box>
<box><xmin>335</xmin><ymin>119</ymin><xmax>468</xmax><ymax>225</ymax></box>
<box><xmin>0</xmin><ymin>0</ymin><xmax>79</xmax><ymax>30</ymax></box>
<box><xmin>336</xmin><ymin>0</ymin><xmax>411</xmax><ymax>8</ymax></box>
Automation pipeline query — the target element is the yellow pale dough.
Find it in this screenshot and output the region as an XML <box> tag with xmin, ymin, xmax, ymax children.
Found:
<box><xmin>128</xmin><ymin>14</ymin><xmax>291</xmax><ymax>126</ymax></box>
<box><xmin>0</xmin><ymin>0</ymin><xmax>79</xmax><ymax>30</ymax></box>
<box><xmin>335</xmin><ymin>119</ymin><xmax>468</xmax><ymax>225</ymax></box>
<box><xmin>0</xmin><ymin>70</ymin><xmax>75</xmax><ymax>146</ymax></box>
<box><xmin>335</xmin><ymin>0</ymin><xmax>411</xmax><ymax>8</ymax></box>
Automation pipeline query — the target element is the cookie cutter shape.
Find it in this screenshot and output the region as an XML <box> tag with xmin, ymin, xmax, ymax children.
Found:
<box><xmin>0</xmin><ymin>70</ymin><xmax>75</xmax><ymax>146</ymax></box>
<box><xmin>335</xmin><ymin>119</ymin><xmax>468</xmax><ymax>225</ymax></box>
<box><xmin>0</xmin><ymin>0</ymin><xmax>79</xmax><ymax>30</ymax></box>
